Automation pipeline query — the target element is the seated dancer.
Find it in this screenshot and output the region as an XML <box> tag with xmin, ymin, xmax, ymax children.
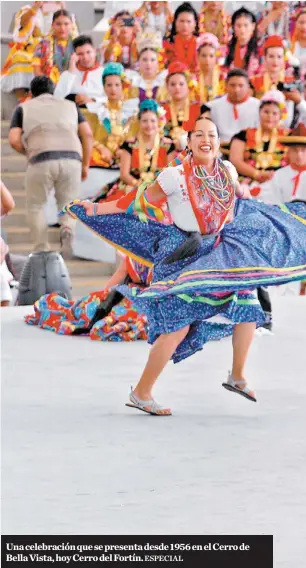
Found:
<box><xmin>224</xmin><ymin>8</ymin><xmax>260</xmax><ymax>77</ymax></box>
<box><xmin>229</xmin><ymin>90</ymin><xmax>288</xmax><ymax>194</ymax></box>
<box><xmin>259</xmin><ymin>124</ymin><xmax>306</xmax><ymax>202</ymax></box>
<box><xmin>195</xmin><ymin>33</ymin><xmax>226</xmax><ymax>104</ymax></box>
<box><xmin>32</xmin><ymin>9</ymin><xmax>77</xmax><ymax>84</ymax></box>
<box><xmin>101</xmin><ymin>11</ymin><xmax>138</xmax><ymax>70</ymax></box>
<box><xmin>199</xmin><ymin>1</ymin><xmax>230</xmax><ymax>49</ymax></box>
<box><xmin>94</xmin><ymin>99</ymin><xmax>175</xmax><ymax>202</ymax></box>
<box><xmin>162</xmin><ymin>62</ymin><xmax>200</xmax><ymax>148</ymax></box>
<box><xmin>290</xmin><ymin>10</ymin><xmax>306</xmax><ymax>74</ymax></box>
<box><xmin>125</xmin><ymin>31</ymin><xmax>167</xmax><ymax>103</ymax></box>
<box><xmin>25</xmin><ymin>254</ymin><xmax>151</xmax><ymax>342</ymax></box>
<box><xmin>257</xmin><ymin>1</ymin><xmax>290</xmax><ymax>42</ymax></box>
<box><xmin>163</xmin><ymin>2</ymin><xmax>199</xmax><ymax>74</ymax></box>
<box><xmin>251</xmin><ymin>36</ymin><xmax>296</xmax><ymax>99</ymax></box>
<box><xmin>63</xmin><ymin>116</ymin><xmax>306</xmax><ymax>415</ymax></box>
<box><xmin>90</xmin><ymin>63</ymin><xmax>139</xmax><ymax>169</ymax></box>
<box><xmin>201</xmin><ymin>69</ymin><xmax>260</xmax><ymax>145</ymax></box>
<box><xmin>134</xmin><ymin>2</ymin><xmax>173</xmax><ymax>36</ymax></box>
<box><xmin>54</xmin><ymin>35</ymin><xmax>104</xmax><ymax>120</ymax></box>
<box><xmin>0</xmin><ymin>1</ymin><xmax>75</xmax><ymax>99</ymax></box>
<box><xmin>258</xmin><ymin>124</ymin><xmax>306</xmax><ymax>297</ymax></box>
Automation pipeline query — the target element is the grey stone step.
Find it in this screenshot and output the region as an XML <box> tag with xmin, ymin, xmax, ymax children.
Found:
<box><xmin>2</xmin><ymin>155</ymin><xmax>27</xmax><ymax>173</ymax></box>
<box><xmin>5</xmin><ymin>225</ymin><xmax>60</xmax><ymax>244</ymax></box>
<box><xmin>1</xmin><ymin>139</ymin><xmax>16</xmax><ymax>156</ymax></box>
<box><xmin>7</xmin><ymin>190</ymin><xmax>26</xmax><ymax>208</ymax></box>
<box><xmin>1</xmin><ymin>173</ymin><xmax>25</xmax><ymax>192</ymax></box>
<box><xmin>3</xmin><ymin>208</ymin><xmax>27</xmax><ymax>227</ymax></box>
<box><xmin>1</xmin><ymin>121</ymin><xmax>10</xmax><ymax>138</ymax></box>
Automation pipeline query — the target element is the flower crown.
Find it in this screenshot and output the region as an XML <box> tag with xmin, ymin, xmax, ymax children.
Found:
<box><xmin>166</xmin><ymin>62</ymin><xmax>198</xmax><ymax>95</ymax></box>
<box><xmin>139</xmin><ymin>99</ymin><xmax>166</xmax><ymax>132</ymax></box>
<box><xmin>260</xmin><ymin>90</ymin><xmax>288</xmax><ymax>121</ymax></box>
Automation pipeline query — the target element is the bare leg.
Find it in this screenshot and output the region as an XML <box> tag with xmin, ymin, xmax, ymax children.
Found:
<box><xmin>134</xmin><ymin>325</ymin><xmax>190</xmax><ymax>401</ymax></box>
<box><xmin>231</xmin><ymin>322</ymin><xmax>256</xmax><ymax>393</ymax></box>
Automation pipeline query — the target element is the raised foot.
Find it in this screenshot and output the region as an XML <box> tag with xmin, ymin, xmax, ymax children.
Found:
<box><xmin>222</xmin><ymin>373</ymin><xmax>257</xmax><ymax>402</ymax></box>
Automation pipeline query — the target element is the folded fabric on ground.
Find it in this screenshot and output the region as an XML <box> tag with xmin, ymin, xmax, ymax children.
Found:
<box><xmin>25</xmin><ymin>290</ymin><xmax>148</xmax><ymax>341</ymax></box>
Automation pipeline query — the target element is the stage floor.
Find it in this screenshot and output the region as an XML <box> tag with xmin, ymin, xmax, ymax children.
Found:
<box><xmin>1</xmin><ymin>299</ymin><xmax>306</xmax><ymax>566</ymax></box>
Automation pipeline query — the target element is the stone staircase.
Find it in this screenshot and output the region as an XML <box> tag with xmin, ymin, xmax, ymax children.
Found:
<box><xmin>1</xmin><ymin>120</ymin><xmax>115</xmax><ymax>297</ymax></box>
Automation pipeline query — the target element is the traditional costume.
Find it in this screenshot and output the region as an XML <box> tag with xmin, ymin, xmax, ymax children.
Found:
<box><xmin>163</xmin><ymin>26</ymin><xmax>198</xmax><ymax>74</ymax></box>
<box><xmin>230</xmin><ymin>90</ymin><xmax>289</xmax><ymax>196</ymax></box>
<box><xmin>134</xmin><ymin>2</ymin><xmax>173</xmax><ymax>36</ymax></box>
<box><xmin>94</xmin><ymin>132</ymin><xmax>174</xmax><ymax>202</ymax></box>
<box><xmin>224</xmin><ymin>8</ymin><xmax>260</xmax><ymax>77</ymax></box>
<box><xmin>90</xmin><ymin>63</ymin><xmax>139</xmax><ymax>170</ymax></box>
<box><xmin>259</xmin><ymin>125</ymin><xmax>306</xmax><ymax>203</ymax></box>
<box><xmin>25</xmin><ymin>256</ymin><xmax>151</xmax><ymax>341</ymax></box>
<box><xmin>0</xmin><ymin>3</ymin><xmax>71</xmax><ymax>93</ymax></box>
<box><xmin>195</xmin><ymin>33</ymin><xmax>226</xmax><ymax>104</ymax></box>
<box><xmin>33</xmin><ymin>33</ymin><xmax>75</xmax><ymax>84</ymax></box>
<box><xmin>202</xmin><ymin>95</ymin><xmax>260</xmax><ymax>143</ymax></box>
<box><xmin>62</xmin><ymin>155</ymin><xmax>306</xmax><ymax>363</ymax></box>
<box><xmin>162</xmin><ymin>62</ymin><xmax>200</xmax><ymax>147</ymax></box>
<box><xmin>125</xmin><ymin>30</ymin><xmax>167</xmax><ymax>102</ymax></box>
<box><xmin>199</xmin><ymin>3</ymin><xmax>230</xmax><ymax>47</ymax></box>
<box><xmin>101</xmin><ymin>13</ymin><xmax>138</xmax><ymax>69</ymax></box>
<box><xmin>251</xmin><ymin>36</ymin><xmax>297</xmax><ymax>99</ymax></box>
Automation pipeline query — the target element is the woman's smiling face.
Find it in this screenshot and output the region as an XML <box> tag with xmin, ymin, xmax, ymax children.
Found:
<box><xmin>188</xmin><ymin>118</ymin><xmax>220</xmax><ymax>164</ymax></box>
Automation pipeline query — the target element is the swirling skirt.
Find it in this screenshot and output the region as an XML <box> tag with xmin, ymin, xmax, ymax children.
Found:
<box><xmin>63</xmin><ymin>199</ymin><xmax>306</xmax><ymax>362</ymax></box>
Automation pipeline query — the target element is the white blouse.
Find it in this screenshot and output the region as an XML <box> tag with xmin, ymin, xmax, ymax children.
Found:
<box><xmin>157</xmin><ymin>161</ymin><xmax>238</xmax><ymax>233</ymax></box>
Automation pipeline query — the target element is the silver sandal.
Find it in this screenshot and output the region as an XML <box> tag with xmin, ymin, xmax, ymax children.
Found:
<box><xmin>222</xmin><ymin>372</ymin><xmax>257</xmax><ymax>402</ymax></box>
<box><xmin>125</xmin><ymin>388</ymin><xmax>172</xmax><ymax>416</ymax></box>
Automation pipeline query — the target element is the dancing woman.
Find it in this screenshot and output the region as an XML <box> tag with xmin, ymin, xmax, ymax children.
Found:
<box><xmin>63</xmin><ymin>117</ymin><xmax>306</xmax><ymax>416</ymax></box>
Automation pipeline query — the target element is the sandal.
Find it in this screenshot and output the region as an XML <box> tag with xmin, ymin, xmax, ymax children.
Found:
<box><xmin>125</xmin><ymin>388</ymin><xmax>172</xmax><ymax>416</ymax></box>
<box><xmin>222</xmin><ymin>372</ymin><xmax>257</xmax><ymax>402</ymax></box>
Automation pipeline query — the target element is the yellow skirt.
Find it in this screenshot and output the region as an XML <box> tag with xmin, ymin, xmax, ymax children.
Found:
<box><xmin>1</xmin><ymin>42</ymin><xmax>39</xmax><ymax>92</ymax></box>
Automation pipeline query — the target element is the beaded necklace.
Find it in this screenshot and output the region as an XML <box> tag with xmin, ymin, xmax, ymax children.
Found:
<box><xmin>199</xmin><ymin>68</ymin><xmax>220</xmax><ymax>102</ymax></box>
<box><xmin>255</xmin><ymin>127</ymin><xmax>278</xmax><ymax>170</ymax></box>
<box><xmin>138</xmin><ymin>133</ymin><xmax>160</xmax><ymax>183</ymax></box>
<box><xmin>193</xmin><ymin>159</ymin><xmax>234</xmax><ymax>211</ymax></box>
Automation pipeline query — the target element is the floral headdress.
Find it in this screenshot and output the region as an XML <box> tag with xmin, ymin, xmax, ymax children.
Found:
<box><xmin>136</xmin><ymin>29</ymin><xmax>165</xmax><ymax>70</ymax></box>
<box><xmin>196</xmin><ymin>32</ymin><xmax>222</xmax><ymax>59</ymax></box>
<box><xmin>166</xmin><ymin>61</ymin><xmax>198</xmax><ymax>97</ymax></box>
<box><xmin>138</xmin><ymin>99</ymin><xmax>166</xmax><ymax>133</ymax></box>
<box><xmin>260</xmin><ymin>89</ymin><xmax>287</xmax><ymax>121</ymax></box>
<box><xmin>102</xmin><ymin>62</ymin><xmax>131</xmax><ymax>97</ymax></box>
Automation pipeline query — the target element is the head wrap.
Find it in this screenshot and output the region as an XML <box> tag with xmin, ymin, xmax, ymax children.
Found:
<box><xmin>102</xmin><ymin>62</ymin><xmax>124</xmax><ymax>80</ymax></box>
<box><xmin>167</xmin><ymin>61</ymin><xmax>189</xmax><ymax>77</ymax></box>
<box><xmin>139</xmin><ymin>99</ymin><xmax>159</xmax><ymax>115</ymax></box>
<box><xmin>263</xmin><ymin>35</ymin><xmax>285</xmax><ymax>52</ymax></box>
<box><xmin>197</xmin><ymin>32</ymin><xmax>220</xmax><ymax>51</ymax></box>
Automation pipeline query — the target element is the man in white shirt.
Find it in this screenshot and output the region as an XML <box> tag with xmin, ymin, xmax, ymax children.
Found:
<box><xmin>201</xmin><ymin>69</ymin><xmax>260</xmax><ymax>143</ymax></box>
<box><xmin>260</xmin><ymin>124</ymin><xmax>306</xmax><ymax>203</ymax></box>
<box><xmin>54</xmin><ymin>35</ymin><xmax>105</xmax><ymax>117</ymax></box>
<box><xmin>259</xmin><ymin>124</ymin><xmax>306</xmax><ymax>296</ymax></box>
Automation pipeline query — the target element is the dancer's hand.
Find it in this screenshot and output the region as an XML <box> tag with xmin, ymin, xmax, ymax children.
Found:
<box><xmin>81</xmin><ymin>201</ymin><xmax>97</xmax><ymax>216</ymax></box>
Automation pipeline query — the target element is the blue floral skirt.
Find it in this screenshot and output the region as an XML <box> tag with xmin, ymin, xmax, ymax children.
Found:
<box><xmin>63</xmin><ymin>200</ymin><xmax>306</xmax><ymax>362</ymax></box>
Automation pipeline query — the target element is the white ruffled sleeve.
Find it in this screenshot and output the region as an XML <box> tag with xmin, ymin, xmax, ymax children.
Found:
<box><xmin>156</xmin><ymin>167</ymin><xmax>181</xmax><ymax>197</ymax></box>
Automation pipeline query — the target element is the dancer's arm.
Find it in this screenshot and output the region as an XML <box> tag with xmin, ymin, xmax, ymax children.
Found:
<box><xmin>82</xmin><ymin>200</ymin><xmax>125</xmax><ymax>216</ymax></box>
<box><xmin>82</xmin><ymin>180</ymin><xmax>166</xmax><ymax>216</ymax></box>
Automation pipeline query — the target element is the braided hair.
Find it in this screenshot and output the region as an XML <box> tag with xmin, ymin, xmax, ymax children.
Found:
<box><xmin>225</xmin><ymin>8</ymin><xmax>258</xmax><ymax>71</ymax></box>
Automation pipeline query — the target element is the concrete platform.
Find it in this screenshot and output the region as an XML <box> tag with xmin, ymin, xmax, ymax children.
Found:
<box><xmin>1</xmin><ymin>298</ymin><xmax>306</xmax><ymax>567</ymax></box>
